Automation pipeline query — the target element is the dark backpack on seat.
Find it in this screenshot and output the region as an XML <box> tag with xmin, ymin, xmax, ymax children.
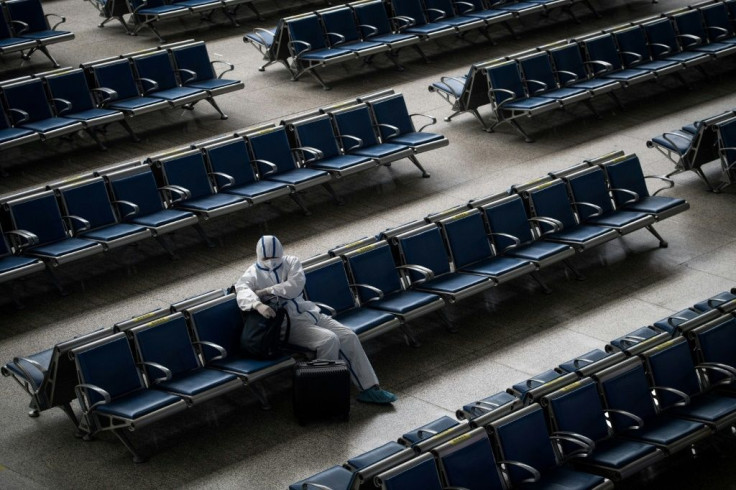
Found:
<box><xmin>239</xmin><ymin>307</ymin><xmax>290</xmax><ymax>359</ymax></box>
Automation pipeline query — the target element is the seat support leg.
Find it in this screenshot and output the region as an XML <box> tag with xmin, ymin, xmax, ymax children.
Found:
<box><xmin>509</xmin><ymin>119</ymin><xmax>534</xmax><ymax>143</ymax></box>
<box><xmin>646</xmin><ymin>225</ymin><xmax>668</xmax><ymax>248</ymax></box>
<box><xmin>44</xmin><ymin>266</ymin><xmax>68</xmax><ymax>296</ymax></box>
<box><xmin>399</xmin><ymin>323</ymin><xmax>421</xmax><ymax>348</ymax></box>
<box><xmin>154</xmin><ymin>235</ymin><xmax>178</xmax><ymax>259</ymax></box>
<box><xmin>608</xmin><ymin>91</ymin><xmax>624</xmax><ymax>110</ymax></box>
<box><xmin>205</xmin><ymin>98</ymin><xmax>228</xmax><ymax>120</ymax></box>
<box><xmin>321</xmin><ymin>182</ymin><xmax>344</xmax><ymax>205</ymax></box>
<box><xmin>194</xmin><ymin>223</ymin><xmax>216</xmax><ymax>248</ymax></box>
<box><xmin>503</xmin><ymin>21</ymin><xmax>519</xmax><ymax>39</ymax></box>
<box><xmin>412</xmin><ymin>44</ymin><xmax>429</xmax><ymax>64</ymax></box>
<box><xmin>119</xmin><ymin>119</ymin><xmax>140</xmax><ymax>142</ymax></box>
<box><xmin>112</xmin><ymin>428</ymin><xmax>147</xmax><ymax>463</ymax></box>
<box><xmin>584</xmin><ymin>100</ymin><xmax>601</xmax><ymax>119</ymax></box>
<box><xmin>563</xmin><ymin>259</ymin><xmax>585</xmax><ymax>280</ymax></box>
<box><xmin>36</xmin><ymin>46</ymin><xmax>61</xmax><ymax>68</ymax></box>
<box><xmin>692</xmin><ymin>167</ymin><xmax>716</xmax><ymax>192</ymax></box>
<box><xmin>437</xmin><ymin>309</ymin><xmax>456</xmax><ymax>333</ymax></box>
<box><xmin>290</xmin><ymin>192</ymin><xmax>312</xmax><ymax>216</ymax></box>
<box><xmin>530</xmin><ymin>271</ymin><xmax>552</xmax><ymax>294</ymax></box>
<box><xmin>408</xmin><ymin>155</ymin><xmax>431</xmax><ymax>178</ymax></box>
<box><xmin>245</xmin><ymin>1</ymin><xmax>265</xmax><ymax>20</ymax></box>
<box><xmin>248</xmin><ymin>381</ymin><xmax>272</xmax><ymax>410</ymax></box>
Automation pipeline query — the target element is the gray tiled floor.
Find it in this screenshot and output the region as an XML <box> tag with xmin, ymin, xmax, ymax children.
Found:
<box><xmin>2</xmin><ymin>0</ymin><xmax>736</xmax><ymax>487</ymax></box>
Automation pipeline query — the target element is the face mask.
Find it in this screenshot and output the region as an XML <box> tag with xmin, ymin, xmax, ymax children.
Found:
<box><xmin>259</xmin><ymin>258</ymin><xmax>282</xmax><ymax>270</ymax></box>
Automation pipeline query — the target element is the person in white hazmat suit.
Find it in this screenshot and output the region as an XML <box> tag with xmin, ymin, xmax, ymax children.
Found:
<box><xmin>234</xmin><ymin>235</ymin><xmax>397</xmax><ymax>405</ymax></box>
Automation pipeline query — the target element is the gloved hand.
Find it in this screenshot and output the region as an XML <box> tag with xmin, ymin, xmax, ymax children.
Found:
<box><xmin>255</xmin><ymin>302</ymin><xmax>276</xmax><ymax>319</ymax></box>
<box><xmin>255</xmin><ymin>287</ymin><xmax>274</xmax><ymax>299</ymax></box>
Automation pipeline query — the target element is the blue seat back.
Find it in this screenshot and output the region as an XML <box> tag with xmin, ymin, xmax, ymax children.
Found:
<box><xmin>287</xmin><ymin>14</ymin><xmax>328</xmax><ymax>55</ymax></box>
<box><xmin>304</xmin><ymin>258</ymin><xmax>356</xmax><ymax>314</ymax></box>
<box><xmin>583</xmin><ymin>34</ymin><xmax>623</xmax><ymax>70</ymax></box>
<box><xmin>440</xmin><ymin>210</ymin><xmax>494</xmax><ymax>268</ymax></box>
<box><xmin>369</xmin><ymin>94</ymin><xmax>415</xmax><ymax>141</ymax></box>
<box><xmin>718</xmin><ymin>119</ymin><xmax>736</xmax><ymax>167</ymax></box>
<box><xmin>435</xmin><ymin>428</ymin><xmax>505</xmax><ymax>490</ymax></box>
<box><xmin>92</xmin><ymin>60</ymin><xmax>141</xmax><ymax>100</ymax></box>
<box><xmin>132</xmin><ymin>314</ymin><xmax>201</xmax><ymax>378</ymax></box>
<box><xmin>613</xmin><ymin>26</ymin><xmax>651</xmax><ymax>67</ymax></box>
<box><xmin>492</xmin><ymin>405</ymin><xmax>559</xmax><ymax>484</ymax></box>
<box><xmin>0</xmin><ymin>224</ymin><xmax>11</xmax><ymax>257</ymax></box>
<box><xmin>3</xmin><ymin>79</ymin><xmax>53</xmax><ymax>122</ymax></box>
<box><xmin>353</xmin><ymin>0</ymin><xmax>393</xmax><ymax>37</ymax></box>
<box><xmin>597</xmin><ymin>360</ymin><xmax>658</xmax><ymax>430</ymax></box>
<box><xmin>643</xmin><ymin>19</ymin><xmax>681</xmax><ymax>57</ymax></box>
<box><xmin>345</xmin><ymin>242</ymin><xmax>403</xmax><ymax>300</ymax></box>
<box><xmin>672</xmin><ymin>11</ymin><xmax>708</xmax><ymax>47</ymax></box>
<box><xmin>170</xmin><ymin>42</ymin><xmax>216</xmax><ymax>83</ymax></box>
<box><xmin>108</xmin><ymin>168</ymin><xmax>166</xmax><ymax>217</ymax></box>
<box><xmin>187</xmin><ymin>295</ymin><xmax>243</xmax><ymax>362</ymax></box>
<box><xmin>45</xmin><ymin>69</ymin><xmax>95</xmax><ymax>114</ymax></box>
<box><xmin>378</xmin><ymin>453</ymin><xmax>443</xmax><ymax>490</ymax></box>
<box><xmin>549</xmin><ymin>44</ymin><xmax>589</xmax><ymax>84</ymax></box>
<box><xmin>694</xmin><ymin>317</ymin><xmax>736</xmax><ymax>381</ymax></box>
<box><xmin>203</xmin><ymin>138</ymin><xmax>258</xmax><ymax>188</ymax></box>
<box><xmin>700</xmin><ymin>3</ymin><xmax>735</xmax><ymax>39</ymax></box>
<box><xmin>58</xmin><ymin>179</ymin><xmax>117</xmax><ymax>232</ymax></box>
<box><xmin>321</xmin><ymin>7</ymin><xmax>361</xmax><ymax>44</ymax></box>
<box><xmin>483</xmin><ymin>195</ymin><xmax>536</xmax><ymax>248</ymax></box>
<box><xmin>391</xmin><ymin>0</ymin><xmax>429</xmax><ymax>27</ymax></box>
<box><xmin>159</xmin><ymin>151</ymin><xmax>214</xmax><ymax>200</ymax></box>
<box><xmin>6</xmin><ymin>0</ymin><xmax>48</xmax><ymax>32</ymax></box>
<box><xmin>603</xmin><ymin>155</ymin><xmax>651</xmax><ymax>208</ymax></box>
<box><xmin>397</xmin><ymin>225</ymin><xmax>451</xmax><ymax>279</ymax></box>
<box><xmin>545</xmin><ymin>378</ymin><xmax>610</xmax><ymax>442</ymax></box>
<box><xmin>132</xmin><ymin>51</ymin><xmax>179</xmax><ymax>91</ymax></box>
<box><xmin>331</xmin><ymin>105</ymin><xmax>380</xmax><ymax>147</ymax></box>
<box><xmin>527</xmin><ymin>181</ymin><xmax>577</xmax><ymax>231</ymax></box>
<box><xmin>0</xmin><ymin>7</ymin><xmax>13</xmax><ymax>39</ymax></box>
<box><xmin>566</xmin><ymin>168</ymin><xmax>615</xmax><ymax>220</ymax></box>
<box><xmin>248</xmin><ymin>127</ymin><xmax>298</xmax><ymax>175</ymax></box>
<box><xmin>645</xmin><ymin>339</ymin><xmax>702</xmax><ymax>408</ymax></box>
<box><xmin>487</xmin><ymin>62</ymin><xmax>526</xmax><ymax>104</ymax></box>
<box><xmin>519</xmin><ymin>53</ymin><xmax>558</xmax><ymax>92</ymax></box>
<box><xmin>8</xmin><ymin>191</ymin><xmax>68</xmax><ymax>244</ymax></box>
<box><xmin>74</xmin><ymin>333</ymin><xmax>145</xmax><ymax>405</ymax></box>
<box><xmin>292</xmin><ymin>115</ymin><xmax>342</xmax><ymax>159</ymax></box>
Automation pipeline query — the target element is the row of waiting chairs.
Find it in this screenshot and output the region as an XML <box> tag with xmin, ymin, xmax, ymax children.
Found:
<box><xmin>0</xmin><ymin>90</ymin><xmax>446</xmax><ymax>302</ymax></box>
<box><xmin>0</xmin><ymin>0</ymin><xmax>73</xmax><ymax>68</ymax></box>
<box><xmin>0</xmin><ymin>40</ymin><xmax>242</xmax><ymax>156</ymax></box>
<box><xmin>85</xmin><ymin>0</ymin><xmax>265</xmax><ymax>42</ymax></box>
<box><xmin>1</xmin><ymin>150</ymin><xmax>690</xmax><ymax>464</ymax></box>
<box><xmin>291</xmin><ymin>289</ymin><xmax>736</xmax><ymax>489</ymax></box>
<box><xmin>429</xmin><ymin>0</ymin><xmax>736</xmax><ymax>141</ymax></box>
<box><xmin>647</xmin><ymin>107</ymin><xmax>736</xmax><ymax>192</ymax></box>
<box><xmin>243</xmin><ymin>0</ymin><xmax>598</xmax><ymax>90</ymax></box>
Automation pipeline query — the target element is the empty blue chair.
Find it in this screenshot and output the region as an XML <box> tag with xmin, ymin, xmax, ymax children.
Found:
<box><xmin>243</xmin><ymin>20</ymin><xmax>292</xmax><ymax>73</ymax></box>
<box><xmin>319</xmin><ymin>6</ymin><xmax>390</xmax><ymax>56</ymax></box>
<box><xmin>511</xmin><ymin>368</ymin><xmax>579</xmax><ymax>405</ymax></box>
<box><xmin>641</xmin><ymin>17</ymin><xmax>710</xmax><ymax>67</ymax></box>
<box><xmin>558</xmin><ymin>348</ymin><xmax>626</xmax><ymax>377</ymax></box>
<box><xmin>699</xmin><ymin>2</ymin><xmax>736</xmax><ymax>45</ymax></box>
<box><xmin>86</xmin><ymin>58</ymin><xmax>170</xmax><ymax>117</ymax></box>
<box><xmin>489</xmin><ymin>404</ymin><xmax>613</xmax><ymax>489</ymax></box>
<box><xmin>303</xmin><ymin>256</ymin><xmax>402</xmax><ymax>341</ymax></box>
<box><xmin>126</xmin><ymin>0</ymin><xmax>189</xmax><ymax>41</ymax></box>
<box><xmin>152</xmin><ymin>149</ymin><xmax>249</xmax><ymax>220</ymax></box>
<box><xmin>433</xmin><ymin>428</ymin><xmax>506</xmax><ymax>490</ymax></box>
<box><xmin>423</xmin><ymin>0</ymin><xmax>484</xmax><ymax>32</ymax></box>
<box><xmin>72</xmin><ymin>332</ymin><xmax>188</xmax><ymax>462</ymax></box>
<box><xmin>202</xmin><ymin>137</ymin><xmax>292</xmax><ymax>204</ymax></box>
<box><xmin>716</xmin><ymin>117</ymin><xmax>736</xmax><ymax>190</ymax></box>
<box><xmin>454</xmin><ymin>0</ymin><xmax>514</xmax><ymax>29</ymax></box>
<box><xmin>56</xmin><ymin>177</ymin><xmax>152</xmax><ymax>251</ymax></box>
<box><xmin>399</xmin><ymin>416</ymin><xmax>469</xmax><ymax>450</ymax></box>
<box><xmin>517</xmin><ymin>51</ymin><xmax>595</xmax><ymax>111</ymax></box>
<box><xmin>129</xmin><ymin>313</ymin><xmax>243</xmax><ymax>406</ymax></box>
<box><xmin>652</xmin><ymin>307</ymin><xmax>713</xmax><ymax>335</ymax></box>
<box><xmin>0</xmin><ymin>78</ymin><xmax>83</xmax><ymax>141</ymax></box>
<box><xmin>670</xmin><ymin>10</ymin><xmax>736</xmax><ymax>59</ymax></box>
<box><xmin>458</xmin><ymin>390</ymin><xmax>521</xmax><ymax>427</ymax></box>
<box><xmin>690</xmin><ymin>315</ymin><xmax>736</xmax><ymax>391</ymax></box>
<box><xmin>0</xmin><ymin>5</ymin><xmax>37</xmax><ymax>58</ymax></box>
<box><xmin>547</xmin><ymin>42</ymin><xmax>622</xmax><ymax>105</ymax></box>
<box><xmin>0</xmin><ymin>104</ymin><xmax>39</xmax><ymax>151</ymax></box>
<box><xmin>607</xmin><ymin>326</ymin><xmax>668</xmax><ymax>356</ymax></box>
<box><xmin>692</xmin><ymin>290</ymin><xmax>736</xmax><ymax>314</ymax></box>
<box><xmin>544</xmin><ymin>378</ymin><xmax>665</xmax><ymax>481</ymax></box>
<box><xmin>0</xmin><ymin>223</ymin><xmax>45</xmax><ymax>287</ymax></box>
<box><xmin>169</xmin><ymin>41</ymin><xmax>245</xmax><ymax>98</ymax></box>
<box><xmin>593</xmin><ymin>358</ymin><xmax>711</xmax><ymax>455</ymax></box>
<box><xmin>612</xmin><ymin>26</ymin><xmax>684</xmax><ymax>78</ymax></box>
<box><xmin>580</xmin><ymin>33</ymin><xmax>655</xmax><ymax>86</ymax></box>
<box><xmin>374</xmin><ymin>453</ymin><xmax>444</xmax><ymax>490</ymax></box>
<box><xmin>351</xmin><ymin>0</ymin><xmax>423</xmax><ymax>60</ymax></box>
<box><xmin>388</xmin><ymin>0</ymin><xmax>456</xmax><ymax>39</ymax></box>
<box><xmin>4</xmin><ymin>0</ymin><xmax>74</xmax><ymax>67</ymax></box>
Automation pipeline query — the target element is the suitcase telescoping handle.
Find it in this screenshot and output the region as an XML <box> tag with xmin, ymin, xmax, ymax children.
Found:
<box><xmin>308</xmin><ymin>359</ymin><xmax>340</xmax><ymax>367</ymax></box>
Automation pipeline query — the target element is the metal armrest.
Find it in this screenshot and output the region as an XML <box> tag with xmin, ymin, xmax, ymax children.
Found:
<box><xmin>618</xmin><ymin>334</ymin><xmax>646</xmax><ymax>348</ymax></box>
<box><xmin>6</xmin><ymin>229</ymin><xmax>39</xmax><ymax>249</ymax></box>
<box><xmin>551</xmin><ymin>431</ymin><xmax>595</xmax><ymax>459</ymax></box>
<box><xmin>131</xmin><ymin>0</ymin><xmax>150</xmax><ymax>13</ymax></box>
<box><xmin>90</xmin><ymin>87</ymin><xmax>118</xmax><ymax>105</ymax></box>
<box><xmin>336</xmin><ymin>134</ymin><xmax>363</xmax><ymax>152</ymax></box>
<box><xmin>193</xmin><ymin>340</ymin><xmax>227</xmax><ymax>362</ymax></box>
<box><xmin>706</xmin><ymin>25</ymin><xmax>729</xmax><ymax>40</ymax></box>
<box><xmin>416</xmin><ymin>428</ymin><xmax>438</xmax><ymax>438</ymax></box>
<box><xmin>45</xmin><ymin>13</ymin><xmax>67</xmax><ymax>30</ymax></box>
<box><xmin>391</xmin><ymin>15</ymin><xmax>416</xmax><ymax>31</ymax></box>
<box><xmin>289</xmin><ymin>39</ymin><xmax>313</xmax><ymax>57</ymax></box>
<box><xmin>528</xmin><ymin>216</ymin><xmax>564</xmax><ymax>234</ymax></box>
<box><xmin>454</xmin><ymin>0</ymin><xmax>475</xmax><ymax>14</ymax></box>
<box><xmin>292</xmin><ymin>146</ymin><xmax>324</xmax><ymax>165</ymax></box>
<box><xmin>604</xmin><ymin>408</ymin><xmax>644</xmax><ymax>430</ymax></box>
<box><xmin>490</xmin><ymin>232</ymin><xmax>521</xmax><ymax>253</ymax></box>
<box><xmin>397</xmin><ymin>264</ymin><xmax>435</xmax><ymax>284</ymax></box>
<box><xmin>52</xmin><ymin>97</ymin><xmax>73</xmax><ymax>116</ymax></box>
<box><xmin>351</xmin><ymin>283</ymin><xmax>384</xmax><ymax>302</ymax></box>
<box><xmin>610</xmin><ymin>187</ymin><xmax>640</xmax><ymax>205</ymax></box>
<box><xmin>159</xmin><ymin>184</ymin><xmax>191</xmax><ymax>203</ymax></box>
<box><xmin>584</xmin><ymin>59</ymin><xmax>613</xmax><ymax>75</ymax></box>
<box><xmin>410</xmin><ymin>113</ymin><xmax>437</xmax><ymax>133</ymax></box>
<box><xmin>644</xmin><ymin>174</ymin><xmax>674</xmax><ymax>196</ymax></box>
<box><xmin>359</xmin><ymin>24</ymin><xmax>379</xmax><ymax>38</ymax></box>
<box><xmin>648</xmin><ymin>42</ymin><xmax>672</xmax><ymax>57</ymax></box>
<box><xmin>313</xmin><ymin>302</ymin><xmax>336</xmax><ymax>317</ymax></box>
<box><xmin>8</xmin><ymin>108</ymin><xmax>30</xmax><ymax>125</ymax></box>
<box><xmin>676</xmin><ymin>33</ymin><xmax>702</xmax><ymax>47</ymax></box>
<box><xmin>11</xmin><ymin>356</ymin><xmax>47</xmax><ymax>392</ymax></box>
<box><xmin>556</xmin><ymin>69</ymin><xmax>580</xmax><ymax>86</ymax></box>
<box><xmin>112</xmin><ymin>200</ymin><xmax>140</xmax><ymax>219</ymax></box>
<box><xmin>177</xmin><ymin>68</ymin><xmax>197</xmax><ymax>85</ymax></box>
<box><xmin>652</xmin><ymin>385</ymin><xmax>690</xmax><ymax>408</ymax></box>
<box><xmin>488</xmin><ymin>87</ymin><xmax>519</xmax><ymax>109</ymax></box>
<box><xmin>620</xmin><ymin>50</ymin><xmax>643</xmax><ymax>64</ymax></box>
<box><xmin>326</xmin><ymin>32</ymin><xmax>346</xmax><ymax>46</ymax></box>
<box><xmin>63</xmin><ymin>215</ymin><xmax>91</xmax><ymax>232</ymax></box>
<box><xmin>140</xmin><ymin>361</ymin><xmax>172</xmax><ymax>384</ymax></box>
<box><xmin>75</xmin><ymin>383</ymin><xmax>111</xmax><ymax>412</ymax></box>
<box><xmin>697</xmin><ymin>362</ymin><xmax>736</xmax><ymax>387</ymax></box>
<box><xmin>376</xmin><ymin>123</ymin><xmax>400</xmax><ymax>139</ymax></box>
<box><xmin>209</xmin><ymin>171</ymin><xmax>235</xmax><ymax>189</ymax></box>
<box><xmin>573</xmin><ymin>201</ymin><xmax>603</xmax><ymax>217</ymax></box>
<box><xmin>250</xmin><ymin>27</ymin><xmax>275</xmax><ymax>46</ymax></box>
<box><xmin>426</xmin><ymin>7</ymin><xmax>447</xmax><ymax>20</ymax></box>
<box><xmin>10</xmin><ymin>19</ymin><xmax>29</xmax><ymax>35</ymax></box>
<box><xmin>525</xmin><ymin>78</ymin><xmax>547</xmax><ymax>95</ymax></box>
<box><xmin>252</xmin><ymin>158</ymin><xmax>278</xmax><ymax>176</ymax></box>
<box><xmin>138</xmin><ymin>77</ymin><xmax>160</xmax><ymax>94</ymax></box>
<box><xmin>471</xmin><ymin>400</ymin><xmax>502</xmax><ymax>412</ymax></box>
<box><xmin>498</xmin><ymin>460</ymin><xmax>541</xmax><ymax>483</ymax></box>
<box><xmin>211</xmin><ymin>60</ymin><xmax>235</xmax><ymax>79</ymax></box>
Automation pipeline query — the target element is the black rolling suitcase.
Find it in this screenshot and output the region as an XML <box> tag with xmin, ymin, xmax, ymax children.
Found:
<box><xmin>293</xmin><ymin>359</ymin><xmax>350</xmax><ymax>425</ymax></box>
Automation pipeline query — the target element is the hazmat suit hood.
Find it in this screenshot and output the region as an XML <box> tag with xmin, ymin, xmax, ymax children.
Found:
<box><xmin>256</xmin><ymin>235</ymin><xmax>284</xmax><ymax>271</ymax></box>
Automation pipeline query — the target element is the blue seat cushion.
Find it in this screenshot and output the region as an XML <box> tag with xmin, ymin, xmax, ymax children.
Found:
<box><xmin>352</xmin><ymin>142</ymin><xmax>408</xmax><ymax>159</ymax></box>
<box><xmin>651</xmin><ymin>131</ymin><xmax>693</xmax><ymax>154</ymax></box>
<box><xmin>81</xmin><ymin>223</ymin><xmax>148</xmax><ymax>242</ymax></box>
<box><xmin>224</xmin><ymin>180</ymin><xmax>289</xmax><ymax>199</ymax></box>
<box><xmin>0</xmin><ymin>38</ymin><xmax>34</xmax><ymax>49</ymax></box>
<box><xmin>507</xmin><ymin>241</ymin><xmax>570</xmax><ymax>263</ymax></box>
<box><xmin>417</xmin><ymin>272</ymin><xmax>488</xmax><ymax>294</ymax></box>
<box><xmin>21</xmin><ymin>118</ymin><xmax>79</xmax><ymax>134</ymax></box>
<box><xmin>108</xmin><ymin>97</ymin><xmax>166</xmax><ymax>112</ymax></box>
<box><xmin>693</xmin><ymin>291</ymin><xmax>736</xmax><ymax>312</ymax></box>
<box><xmin>311</xmin><ymin>154</ymin><xmax>373</xmax><ymax>172</ymax></box>
<box><xmin>137</xmin><ymin>5</ymin><xmax>187</xmax><ymax>15</ymax></box>
<box><xmin>367</xmin><ymin>290</ymin><xmax>439</xmax><ymax>315</ymax></box>
<box><xmin>95</xmin><ymin>389</ymin><xmax>182</xmax><ymax>419</ymax></box>
<box><xmin>32</xmin><ymin>238</ymin><xmax>99</xmax><ymax>257</ymax></box>
<box><xmin>298</xmin><ymin>48</ymin><xmax>353</xmax><ymax>61</ymax></box>
<box><xmin>181</xmin><ymin>193</ymin><xmax>245</xmax><ymax>212</ymax></box>
<box><xmin>662</xmin><ymin>51</ymin><xmax>707</xmax><ymax>63</ymax></box>
<box><xmin>0</xmin><ymin>255</ymin><xmax>43</xmax><ymax>274</ymax></box>
<box><xmin>622</xmin><ymin>416</ymin><xmax>704</xmax><ymax>446</ymax></box>
<box><xmin>131</xmin><ymin>209</ymin><xmax>194</xmax><ymax>228</ymax></box>
<box><xmin>571</xmin><ymin>78</ymin><xmax>619</xmax><ymax>90</ymax></box>
<box><xmin>523</xmin><ymin>466</ymin><xmax>606</xmax><ymax>489</ymax></box>
<box><xmin>691</xmin><ymin>42</ymin><xmax>735</xmax><ymax>54</ymax></box>
<box><xmin>587</xmin><ymin>438</ymin><xmax>659</xmax><ymax>469</ymax></box>
<box><xmin>4</xmin><ymin>348</ymin><xmax>53</xmax><ymax>388</ymax></box>
<box><xmin>368</xmin><ymin>33</ymin><xmax>418</xmax><ymax>44</ymax></box>
<box><xmin>288</xmin><ymin>465</ymin><xmax>353</xmax><ymax>490</ymax></box>
<box><xmin>502</xmin><ymin>96</ymin><xmax>556</xmax><ymax>111</ymax></box>
<box><xmin>244</xmin><ymin>28</ymin><xmax>275</xmax><ymax>47</ymax></box>
<box><xmin>388</xmin><ymin>132</ymin><xmax>444</xmax><ymax>147</ymax></box>
<box><xmin>63</xmin><ymin>108</ymin><xmax>121</xmax><ymax>122</ymax></box>
<box><xmin>210</xmin><ymin>355</ymin><xmax>292</xmax><ymax>376</ymax></box>
<box><xmin>340</xmin><ymin>40</ymin><xmax>386</xmax><ymax>52</ymax></box>
<box><xmin>496</xmin><ymin>2</ymin><xmax>538</xmax><ymax>12</ymax></box>
<box><xmin>586</xmin><ymin>210</ymin><xmax>651</xmax><ymax>229</ymax></box>
<box><xmin>149</xmin><ymin>86</ymin><xmax>205</xmax><ymax>102</ymax></box>
<box><xmin>636</xmin><ymin>59</ymin><xmax>681</xmax><ymax>71</ymax></box>
<box><xmin>335</xmin><ymin>308</ymin><xmax>397</xmax><ymax>336</ymax></box>
<box><xmin>467</xmin><ymin>9</ymin><xmax>510</xmax><ymax>20</ymax></box>
<box><xmin>405</xmin><ymin>24</ymin><xmax>453</xmax><ymax>36</ymax></box>
<box><xmin>267</xmin><ymin>168</ymin><xmax>328</xmax><ymax>186</ymax></box>
<box><xmin>603</xmin><ymin>68</ymin><xmax>651</xmax><ymax>81</ymax></box>
<box><xmin>431</xmin><ymin>76</ymin><xmax>466</xmax><ymax>97</ymax></box>
<box><xmin>547</xmin><ymin>224</ymin><xmax>613</xmax><ymax>244</ymax></box>
<box><xmin>20</xmin><ymin>30</ymin><xmax>72</xmax><ymax>41</ymax></box>
<box><xmin>187</xmin><ymin>79</ymin><xmax>241</xmax><ymax>92</ymax></box>
<box><xmin>460</xmin><ymin>255</ymin><xmax>530</xmax><ymax>278</ymax></box>
<box><xmin>623</xmin><ymin>196</ymin><xmax>687</xmax><ymax>216</ymax></box>
<box><xmin>0</xmin><ymin>127</ymin><xmax>36</xmax><ymax>144</ymax></box>
<box><xmin>671</xmin><ymin>394</ymin><xmax>736</xmax><ymax>423</ymax></box>
<box><xmin>538</xmin><ymin>86</ymin><xmax>589</xmax><ymax>99</ymax></box>
<box><xmin>681</xmin><ymin>122</ymin><xmax>699</xmax><ymax>134</ymax></box>
<box><xmin>155</xmin><ymin>368</ymin><xmax>238</xmax><ymax>396</ymax></box>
